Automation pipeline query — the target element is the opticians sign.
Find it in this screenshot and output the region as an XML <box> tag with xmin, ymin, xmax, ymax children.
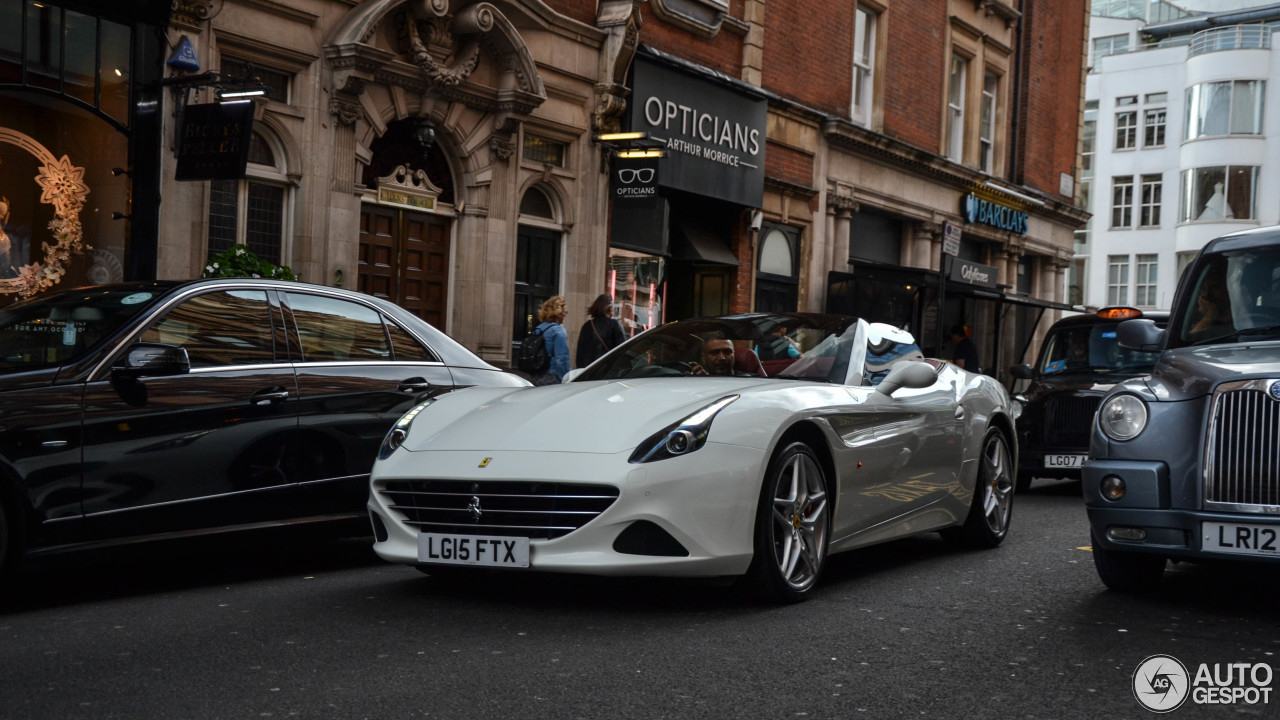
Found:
<box><xmin>963</xmin><ymin>193</ymin><xmax>1029</xmax><ymax>235</ymax></box>
<box><xmin>611</xmin><ymin>157</ymin><xmax>660</xmax><ymax>209</ymax></box>
<box><xmin>629</xmin><ymin>54</ymin><xmax>766</xmax><ymax>207</ymax></box>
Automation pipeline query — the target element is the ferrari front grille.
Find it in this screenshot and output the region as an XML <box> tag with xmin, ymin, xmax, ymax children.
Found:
<box><xmin>379</xmin><ymin>479</ymin><xmax>620</xmax><ymax>540</ymax></box>
<box><xmin>1207</xmin><ymin>382</ymin><xmax>1280</xmax><ymax>509</ymax></box>
<box><xmin>1044</xmin><ymin>395</ymin><xmax>1101</xmax><ymax>448</ymax></box>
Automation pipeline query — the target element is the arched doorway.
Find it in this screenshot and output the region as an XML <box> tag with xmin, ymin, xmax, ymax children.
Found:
<box><xmin>357</xmin><ymin>119</ymin><xmax>455</xmax><ymax>328</ymax></box>
<box><xmin>513</xmin><ymin>185</ymin><xmax>563</xmax><ymax>343</ymax></box>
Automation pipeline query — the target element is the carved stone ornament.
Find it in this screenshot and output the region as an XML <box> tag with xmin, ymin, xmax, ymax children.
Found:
<box><xmin>400</xmin><ymin>6</ymin><xmax>484</xmax><ymax>88</ymax></box>
<box><xmin>489</xmin><ymin>136</ymin><xmax>514</xmax><ymax>162</ymax></box>
<box><xmin>329</xmin><ymin>96</ymin><xmax>363</xmax><ymax>126</ymax></box>
<box><xmin>377</xmin><ymin>164</ymin><xmax>444</xmax><ymax>196</ymax></box>
<box><xmin>171</xmin><ymin>0</ymin><xmax>218</xmax><ymax>31</ymax></box>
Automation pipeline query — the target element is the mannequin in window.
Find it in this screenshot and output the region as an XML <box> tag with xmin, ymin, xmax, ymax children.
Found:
<box><xmin>1197</xmin><ymin>181</ymin><xmax>1233</xmax><ymax>220</ymax></box>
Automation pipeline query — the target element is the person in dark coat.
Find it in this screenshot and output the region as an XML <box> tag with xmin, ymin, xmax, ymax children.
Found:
<box><xmin>949</xmin><ymin>324</ymin><xmax>980</xmax><ymax>372</ymax></box>
<box><xmin>576</xmin><ymin>293</ymin><xmax>626</xmax><ymax>368</ymax></box>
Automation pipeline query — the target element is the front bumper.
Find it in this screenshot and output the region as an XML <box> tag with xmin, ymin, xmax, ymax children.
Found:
<box><xmin>368</xmin><ymin>442</ymin><xmax>767</xmax><ymax>577</ymax></box>
<box><xmin>1084</xmin><ymin>459</ymin><xmax>1280</xmax><ymax>563</ymax></box>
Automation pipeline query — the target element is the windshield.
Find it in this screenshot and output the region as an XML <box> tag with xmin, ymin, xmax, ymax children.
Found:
<box><xmin>575</xmin><ymin>314</ymin><xmax>861</xmax><ymax>384</ymax></box>
<box><xmin>1037</xmin><ymin>321</ymin><xmax>1162</xmax><ymax>375</ymax></box>
<box><xmin>0</xmin><ymin>286</ymin><xmax>165</xmax><ymax>373</ymax></box>
<box><xmin>1170</xmin><ymin>246</ymin><xmax>1280</xmax><ymax>348</ymax></box>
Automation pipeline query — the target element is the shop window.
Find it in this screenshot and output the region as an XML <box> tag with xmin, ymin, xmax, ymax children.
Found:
<box><xmin>207</xmin><ymin>129</ymin><xmax>290</xmax><ymax>265</ymax></box>
<box><xmin>1184</xmin><ymin>80</ymin><xmax>1265</xmax><ymax>140</ymax></box>
<box><xmin>1179</xmin><ymin>166</ymin><xmax>1258</xmax><ymax>222</ymax></box>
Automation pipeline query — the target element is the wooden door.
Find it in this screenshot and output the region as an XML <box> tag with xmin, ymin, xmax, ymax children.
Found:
<box><xmin>359</xmin><ymin>205</ymin><xmax>450</xmax><ymax>327</ymax></box>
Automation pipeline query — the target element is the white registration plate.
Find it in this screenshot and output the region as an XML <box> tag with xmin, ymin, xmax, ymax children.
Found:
<box><xmin>1202</xmin><ymin>522</ymin><xmax>1280</xmax><ymax>558</ymax></box>
<box><xmin>418</xmin><ymin>533</ymin><xmax>530</xmax><ymax>568</ymax></box>
<box><xmin>1045</xmin><ymin>454</ymin><xmax>1087</xmax><ymax>469</ymax></box>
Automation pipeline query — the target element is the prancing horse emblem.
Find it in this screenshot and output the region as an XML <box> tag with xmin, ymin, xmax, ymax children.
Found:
<box><xmin>479</xmin><ymin>457</ymin><xmax>491</xmax><ymax>468</ymax></box>
<box><xmin>466</xmin><ymin>496</ymin><xmax>482</xmax><ymax>523</ymax></box>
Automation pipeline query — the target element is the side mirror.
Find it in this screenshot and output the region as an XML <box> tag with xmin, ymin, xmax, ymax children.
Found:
<box><xmin>875</xmin><ymin>361</ymin><xmax>938</xmax><ymax>396</ymax></box>
<box><xmin>113</xmin><ymin>343</ymin><xmax>191</xmax><ymax>378</ymax></box>
<box><xmin>563</xmin><ymin>368</ymin><xmax>585</xmax><ymax>383</ymax></box>
<box><xmin>1117</xmin><ymin>318</ymin><xmax>1165</xmax><ymax>352</ymax></box>
<box><xmin>1010</xmin><ymin>364</ymin><xmax>1034</xmax><ymax>380</ymax></box>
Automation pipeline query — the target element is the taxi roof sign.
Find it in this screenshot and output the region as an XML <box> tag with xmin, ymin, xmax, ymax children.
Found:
<box><xmin>1096</xmin><ymin>306</ymin><xmax>1143</xmax><ymax>320</ymax></box>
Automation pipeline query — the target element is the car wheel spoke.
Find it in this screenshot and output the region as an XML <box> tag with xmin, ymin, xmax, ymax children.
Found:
<box><xmin>981</xmin><ymin>436</ymin><xmax>1012</xmax><ymax>534</ymax></box>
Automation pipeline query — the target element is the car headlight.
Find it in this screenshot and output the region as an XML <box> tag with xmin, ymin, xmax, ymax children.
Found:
<box><xmin>629</xmin><ymin>395</ymin><xmax>738</xmax><ymax>464</ymax></box>
<box><xmin>1011</xmin><ymin>395</ymin><xmax>1025</xmax><ymax>421</ymax></box>
<box><xmin>1098</xmin><ymin>394</ymin><xmax>1148</xmax><ymax>442</ymax></box>
<box><xmin>377</xmin><ymin>400</ymin><xmax>434</xmax><ymax>460</ymax></box>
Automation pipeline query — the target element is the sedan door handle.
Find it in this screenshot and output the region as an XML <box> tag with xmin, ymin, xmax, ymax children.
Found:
<box><xmin>249</xmin><ymin>387</ymin><xmax>291</xmax><ymax>406</ymax></box>
<box><xmin>398</xmin><ymin>377</ymin><xmax>432</xmax><ymax>393</ymax></box>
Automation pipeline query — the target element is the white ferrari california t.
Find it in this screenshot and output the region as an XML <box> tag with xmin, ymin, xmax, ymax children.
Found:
<box><xmin>367</xmin><ymin>313</ymin><xmax>1018</xmax><ymax>602</ymax></box>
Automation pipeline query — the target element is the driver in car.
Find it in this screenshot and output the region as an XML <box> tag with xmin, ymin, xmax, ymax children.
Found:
<box><xmin>690</xmin><ymin>335</ymin><xmax>736</xmax><ymax>376</ymax></box>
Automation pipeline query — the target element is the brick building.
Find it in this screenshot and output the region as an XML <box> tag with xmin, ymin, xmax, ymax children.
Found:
<box><xmin>0</xmin><ymin>0</ymin><xmax>1090</xmax><ymax>375</ymax></box>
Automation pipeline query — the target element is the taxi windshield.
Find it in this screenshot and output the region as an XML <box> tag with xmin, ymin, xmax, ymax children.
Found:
<box><xmin>1037</xmin><ymin>322</ymin><xmax>1161</xmax><ymax>375</ymax></box>
<box><xmin>1170</xmin><ymin>246</ymin><xmax>1280</xmax><ymax>348</ymax></box>
<box><xmin>0</xmin><ymin>287</ymin><xmax>164</xmax><ymax>373</ymax></box>
<box><xmin>576</xmin><ymin>314</ymin><xmax>860</xmax><ymax>383</ymax></box>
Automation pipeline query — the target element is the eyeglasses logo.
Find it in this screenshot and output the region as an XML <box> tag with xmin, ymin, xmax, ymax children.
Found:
<box><xmin>617</xmin><ymin>168</ymin><xmax>655</xmax><ymax>184</ymax></box>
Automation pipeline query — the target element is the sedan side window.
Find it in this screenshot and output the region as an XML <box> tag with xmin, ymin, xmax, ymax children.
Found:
<box><xmin>139</xmin><ymin>290</ymin><xmax>274</xmax><ymax>368</ymax></box>
<box><xmin>287</xmin><ymin>292</ymin><xmax>390</xmax><ymax>362</ymax></box>
<box><xmin>386</xmin><ymin>320</ymin><xmax>439</xmax><ymax>362</ymax></box>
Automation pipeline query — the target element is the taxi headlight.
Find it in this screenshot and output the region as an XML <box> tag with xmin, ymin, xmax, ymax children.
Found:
<box><xmin>1099</xmin><ymin>394</ymin><xmax>1148</xmax><ymax>442</ymax></box>
<box><xmin>1011</xmin><ymin>395</ymin><xmax>1025</xmax><ymax>421</ymax></box>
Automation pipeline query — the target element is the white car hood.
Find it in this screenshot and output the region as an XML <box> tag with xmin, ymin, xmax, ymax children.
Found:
<box><xmin>404</xmin><ymin>377</ymin><xmax>773</xmax><ymax>454</ymax></box>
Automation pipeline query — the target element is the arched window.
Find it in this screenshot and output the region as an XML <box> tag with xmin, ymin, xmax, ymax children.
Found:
<box><xmin>755</xmin><ymin>224</ymin><xmax>800</xmax><ymax>312</ymax></box>
<box><xmin>208</xmin><ymin>127</ymin><xmax>292</xmax><ymax>265</ymax></box>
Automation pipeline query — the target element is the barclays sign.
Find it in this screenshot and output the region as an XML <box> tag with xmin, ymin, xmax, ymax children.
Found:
<box><xmin>963</xmin><ymin>193</ymin><xmax>1029</xmax><ymax>235</ymax></box>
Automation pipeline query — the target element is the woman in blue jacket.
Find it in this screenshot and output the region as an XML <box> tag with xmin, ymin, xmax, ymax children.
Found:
<box><xmin>534</xmin><ymin>295</ymin><xmax>571</xmax><ymax>384</ymax></box>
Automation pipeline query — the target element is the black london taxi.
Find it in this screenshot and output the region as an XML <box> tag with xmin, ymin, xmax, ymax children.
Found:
<box><xmin>1085</xmin><ymin>226</ymin><xmax>1280</xmax><ymax>592</ymax></box>
<box><xmin>1009</xmin><ymin>307</ymin><xmax>1168</xmax><ymax>493</ymax></box>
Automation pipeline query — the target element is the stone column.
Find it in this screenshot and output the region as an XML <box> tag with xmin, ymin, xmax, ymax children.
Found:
<box><xmin>830</xmin><ymin>201</ymin><xmax>854</xmax><ymax>273</ymax></box>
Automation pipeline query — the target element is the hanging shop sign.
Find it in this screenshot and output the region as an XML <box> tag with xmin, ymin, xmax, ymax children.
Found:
<box><xmin>629</xmin><ymin>54</ymin><xmax>766</xmax><ymax>208</ymax></box>
<box><xmin>611</xmin><ymin>196</ymin><xmax>670</xmax><ymax>257</ymax></box>
<box><xmin>175</xmin><ymin>101</ymin><xmax>256</xmax><ymax>181</ymax></box>
<box><xmin>0</xmin><ymin>127</ymin><xmax>90</xmax><ymax>298</ymax></box>
<box><xmin>963</xmin><ymin>193</ymin><xmax>1029</xmax><ymax>235</ymax></box>
<box><xmin>949</xmin><ymin>257</ymin><xmax>1000</xmax><ymax>290</ymax></box>
<box><xmin>611</xmin><ymin>156</ymin><xmax>660</xmax><ymax>209</ymax></box>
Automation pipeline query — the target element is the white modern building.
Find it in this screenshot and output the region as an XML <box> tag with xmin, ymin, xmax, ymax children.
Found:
<box><xmin>1077</xmin><ymin>1</ymin><xmax>1280</xmax><ymax>310</ymax></box>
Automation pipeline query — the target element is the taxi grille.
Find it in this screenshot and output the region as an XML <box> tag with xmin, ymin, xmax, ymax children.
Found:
<box><xmin>379</xmin><ymin>479</ymin><xmax>620</xmax><ymax>540</ymax></box>
<box><xmin>1207</xmin><ymin>384</ymin><xmax>1280</xmax><ymax>508</ymax></box>
<box><xmin>1044</xmin><ymin>395</ymin><xmax>1101</xmax><ymax>448</ymax></box>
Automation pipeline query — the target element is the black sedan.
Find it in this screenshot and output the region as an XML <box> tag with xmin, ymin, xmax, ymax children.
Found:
<box><xmin>1008</xmin><ymin>307</ymin><xmax>1167</xmax><ymax>492</ymax></box>
<box><xmin>0</xmin><ymin>279</ymin><xmax>527</xmax><ymax>578</ymax></box>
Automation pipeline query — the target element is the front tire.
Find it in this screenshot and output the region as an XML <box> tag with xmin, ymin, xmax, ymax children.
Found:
<box><xmin>1092</xmin><ymin>533</ymin><xmax>1165</xmax><ymax>593</ymax></box>
<box><xmin>745</xmin><ymin>442</ymin><xmax>830</xmax><ymax>603</ymax></box>
<box><xmin>947</xmin><ymin>428</ymin><xmax>1015</xmax><ymax>548</ymax></box>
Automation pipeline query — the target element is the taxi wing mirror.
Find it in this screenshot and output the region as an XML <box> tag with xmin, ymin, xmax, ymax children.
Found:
<box><xmin>1117</xmin><ymin>319</ymin><xmax>1164</xmax><ymax>353</ymax></box>
<box><xmin>1010</xmin><ymin>364</ymin><xmax>1034</xmax><ymax>380</ymax></box>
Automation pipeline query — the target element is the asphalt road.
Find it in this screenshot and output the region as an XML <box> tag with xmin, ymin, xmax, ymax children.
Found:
<box><xmin>2</xmin><ymin>479</ymin><xmax>1277</xmax><ymax>720</ymax></box>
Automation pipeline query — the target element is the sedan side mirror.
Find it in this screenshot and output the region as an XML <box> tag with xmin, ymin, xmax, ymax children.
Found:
<box><xmin>1117</xmin><ymin>318</ymin><xmax>1165</xmax><ymax>352</ymax></box>
<box><xmin>1010</xmin><ymin>364</ymin><xmax>1034</xmax><ymax>380</ymax></box>
<box><xmin>875</xmin><ymin>361</ymin><xmax>938</xmax><ymax>396</ymax></box>
<box><xmin>114</xmin><ymin>343</ymin><xmax>191</xmax><ymax>378</ymax></box>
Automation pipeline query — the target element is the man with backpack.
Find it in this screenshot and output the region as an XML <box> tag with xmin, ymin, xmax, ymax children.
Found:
<box><xmin>516</xmin><ymin>295</ymin><xmax>570</xmax><ymax>385</ymax></box>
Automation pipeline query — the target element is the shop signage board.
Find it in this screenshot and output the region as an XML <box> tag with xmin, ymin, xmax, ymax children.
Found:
<box><xmin>942</xmin><ymin>222</ymin><xmax>961</xmax><ymax>256</ymax></box>
<box><xmin>610</xmin><ymin>157</ymin><xmax>660</xmax><ymax>209</ymax></box>
<box><xmin>962</xmin><ymin>192</ymin><xmax>1029</xmax><ymax>235</ymax></box>
<box><xmin>610</xmin><ymin>196</ymin><xmax>670</xmax><ymax>257</ymax></box>
<box><xmin>175</xmin><ymin>101</ymin><xmax>255</xmax><ymax>181</ymax></box>
<box><xmin>628</xmin><ymin>55</ymin><xmax>766</xmax><ymax>208</ymax></box>
<box><xmin>948</xmin><ymin>257</ymin><xmax>1000</xmax><ymax>289</ymax></box>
